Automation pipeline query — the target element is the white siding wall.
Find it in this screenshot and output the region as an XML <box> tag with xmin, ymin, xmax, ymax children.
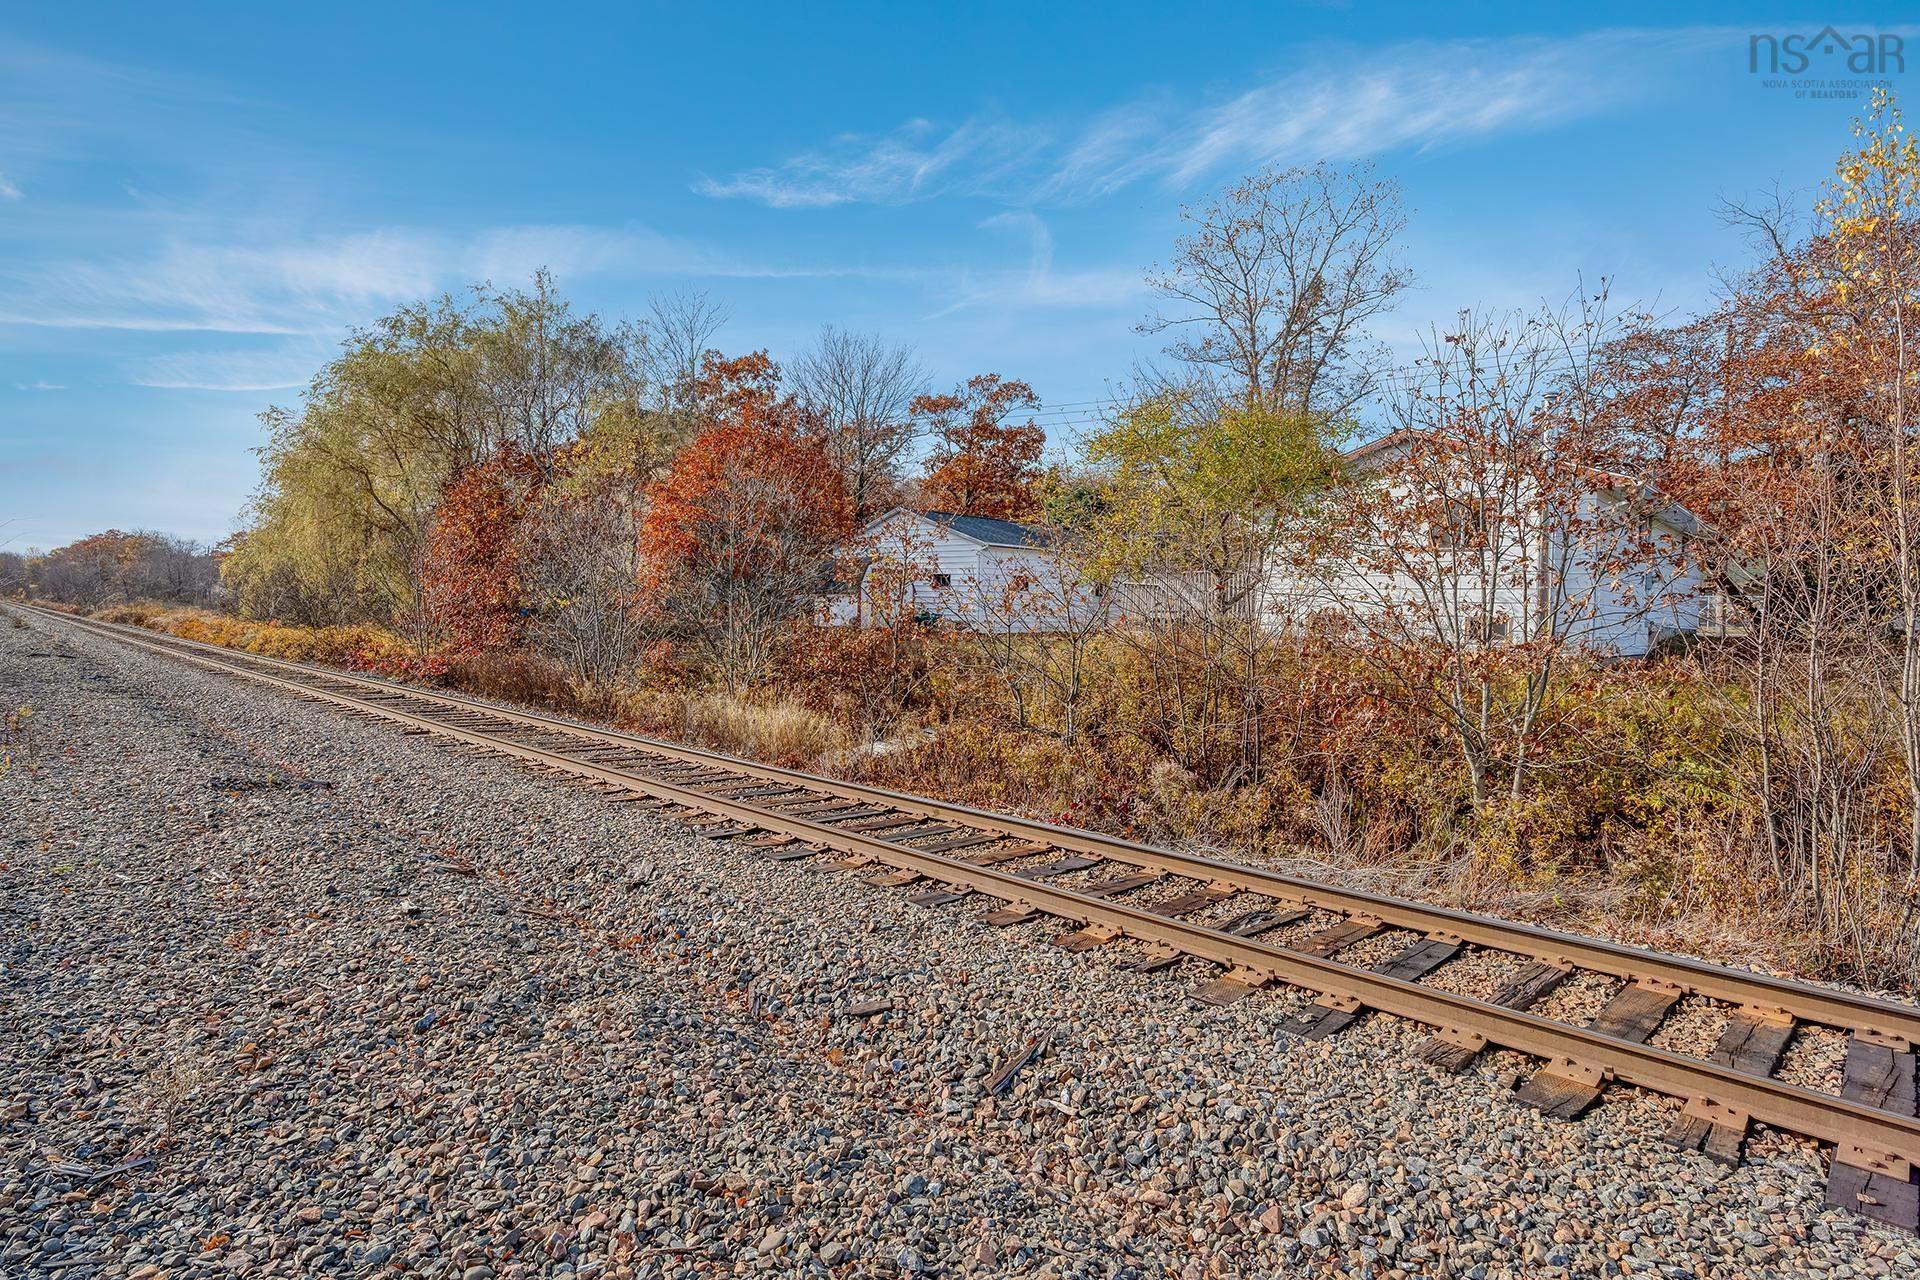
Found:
<box><xmin>860</xmin><ymin>511</ymin><xmax>985</xmax><ymax>625</ymax></box>
<box><xmin>1256</xmin><ymin>487</ymin><xmax>1703</xmax><ymax>657</ymax></box>
<box><xmin>832</xmin><ymin>512</ymin><xmax>1090</xmax><ymax>634</ymax></box>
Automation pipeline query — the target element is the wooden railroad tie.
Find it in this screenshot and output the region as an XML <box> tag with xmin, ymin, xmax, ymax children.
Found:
<box><xmin>1824</xmin><ymin>1032</ymin><xmax>1919</xmax><ymax>1232</ymax></box>
<box><xmin>1666</xmin><ymin>1096</ymin><xmax>1751</xmax><ymax>1167</ymax></box>
<box><xmin>906</xmin><ymin>887</ymin><xmax>970</xmax><ymax>908</ymax></box>
<box><xmin>1514</xmin><ymin>978</ymin><xmax>1683</xmax><ymax>1120</ymax></box>
<box><xmin>1052</xmin><ymin>922</ymin><xmax>1123</xmax><ymax>953</ymax></box>
<box><xmin>1270</xmin><ymin>932</ymin><xmax>1461</xmax><ymax>1031</ymax></box>
<box><xmin>1417</xmin><ymin>960</ymin><xmax>1570</xmax><ymax>1073</ymax></box>
<box><xmin>978</xmin><ymin>900</ymin><xmax>1039</xmax><ymax>927</ymax></box>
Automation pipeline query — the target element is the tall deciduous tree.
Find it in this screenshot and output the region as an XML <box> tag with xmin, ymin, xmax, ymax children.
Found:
<box><xmin>792</xmin><ymin>325</ymin><xmax>925</xmax><ymax>521</ymax></box>
<box><xmin>913</xmin><ymin>374</ymin><xmax>1046</xmax><ymax>521</ymax></box>
<box><xmin>1820</xmin><ymin>89</ymin><xmax>1920</xmax><ymax>870</ymax></box>
<box><xmin>1082</xmin><ymin>392</ymin><xmax>1339</xmax><ymax>779</ymax></box>
<box><xmin>225</xmin><ymin>274</ymin><xmax>650</xmax><ymax>625</ymax></box>
<box><xmin>1327</xmin><ymin>294</ymin><xmax>1660</xmax><ymax>818</ymax></box>
<box><xmin>1140</xmin><ymin>162</ymin><xmax>1412</xmax><ymax>419</ymax></box>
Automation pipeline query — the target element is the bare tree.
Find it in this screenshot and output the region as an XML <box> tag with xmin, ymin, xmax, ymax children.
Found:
<box><xmin>1324</xmin><ymin>293</ymin><xmax>1670</xmax><ymax>814</ymax></box>
<box><xmin>473</xmin><ymin>269</ymin><xmax>649</xmax><ymax>463</ymax></box>
<box><xmin>517</xmin><ymin>486</ymin><xmax>656</xmax><ymax>688</ymax></box>
<box><xmin>642</xmin><ymin>288</ymin><xmax>731</xmax><ymax>427</ymax></box>
<box><xmin>1140</xmin><ymin>162</ymin><xmax>1412</xmax><ymax>419</ymax></box>
<box><xmin>791</xmin><ymin>326</ymin><xmax>926</xmax><ymax>521</ymax></box>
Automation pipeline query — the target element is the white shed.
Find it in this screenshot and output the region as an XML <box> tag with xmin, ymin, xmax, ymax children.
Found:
<box><xmin>823</xmin><ymin>508</ymin><xmax>1095</xmax><ymax>634</ymax></box>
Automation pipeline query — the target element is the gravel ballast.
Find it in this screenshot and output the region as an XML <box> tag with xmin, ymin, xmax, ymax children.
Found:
<box><xmin>2</xmin><ymin>611</ymin><xmax>1917</xmax><ymax>1279</ymax></box>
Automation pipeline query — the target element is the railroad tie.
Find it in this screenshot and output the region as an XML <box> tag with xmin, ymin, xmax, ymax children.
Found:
<box><xmin>1150</xmin><ymin>883</ymin><xmax>1236</xmax><ymax>918</ymax></box>
<box><xmin>1824</xmin><ymin>1033</ymin><xmax>1920</xmax><ymax>1231</ymax></box>
<box><xmin>1129</xmin><ymin>945</ymin><xmax>1184</xmax><ymax>974</ymax></box>
<box><xmin>978</xmin><ymin>900</ymin><xmax>1039</xmax><ymax>927</ymax></box>
<box><xmin>1296</xmin><ymin>916</ymin><xmax>1383</xmax><ymax>958</ymax></box>
<box><xmin>762</xmin><ymin>846</ymin><xmax>817</xmax><ymax>863</ymax></box>
<box><xmin>882</xmin><ymin>824</ymin><xmax>965</xmax><ymax>844</ymax></box>
<box><xmin>1275</xmin><ymin>931</ymin><xmax>1461</xmax><ymax>1037</ymax></box>
<box><xmin>1192</xmin><ymin>967</ymin><xmax>1277</xmax><ymax>1007</ymax></box>
<box><xmin>1077</xmin><ymin>872</ymin><xmax>1161</xmax><ymax>900</ymax></box>
<box><xmin>1513</xmin><ymin>978</ymin><xmax>1683</xmax><ymax>1120</ymax></box>
<box><xmin>1664</xmin><ymin>1004</ymin><xmax>1795</xmax><ymax>1163</ymax></box>
<box><xmin>1052</xmin><ymin>922</ymin><xmax>1123</xmax><ymax>953</ymax></box>
<box><xmin>1218</xmin><ymin>905</ymin><xmax>1311</xmax><ymax>938</ymax></box>
<box><xmin>1015</xmin><ymin>855</ymin><xmax>1101</xmax><ymax>880</ymax></box>
<box><xmin>1418</xmin><ymin>961</ymin><xmax>1571</xmax><ymax>1072</ymax></box>
<box><xmin>915</xmin><ymin>833</ymin><xmax>1005</xmax><ymax>855</ymax></box>
<box><xmin>906</xmin><ymin>887</ymin><xmax>970</xmax><ymax>907</ymax></box>
<box><xmin>965</xmin><ymin>843</ymin><xmax>1052</xmax><ymax>866</ymax></box>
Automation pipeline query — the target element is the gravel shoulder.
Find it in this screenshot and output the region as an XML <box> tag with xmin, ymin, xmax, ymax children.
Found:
<box><xmin>2</xmin><ymin>611</ymin><xmax>1916</xmax><ymax>1280</ymax></box>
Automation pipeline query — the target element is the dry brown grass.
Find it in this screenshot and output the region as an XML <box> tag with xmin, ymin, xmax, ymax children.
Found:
<box><xmin>620</xmin><ymin>688</ymin><xmax>846</xmax><ymax>768</ymax></box>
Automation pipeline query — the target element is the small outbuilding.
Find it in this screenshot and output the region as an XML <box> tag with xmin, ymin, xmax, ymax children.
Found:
<box><xmin>822</xmin><ymin>507</ymin><xmax>1093</xmax><ymax>633</ymax></box>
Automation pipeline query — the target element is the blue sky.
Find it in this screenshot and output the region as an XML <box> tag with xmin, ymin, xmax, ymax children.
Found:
<box><xmin>0</xmin><ymin>4</ymin><xmax>1908</xmax><ymax>550</ymax></box>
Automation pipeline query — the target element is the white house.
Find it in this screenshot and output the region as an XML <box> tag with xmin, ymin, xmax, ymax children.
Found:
<box><xmin>1108</xmin><ymin>432</ymin><xmax>1710</xmax><ymax>659</ymax></box>
<box><xmin>1297</xmin><ymin>431</ymin><xmax>1710</xmax><ymax>658</ymax></box>
<box><xmin>823</xmin><ymin>508</ymin><xmax>1097</xmax><ymax>634</ymax></box>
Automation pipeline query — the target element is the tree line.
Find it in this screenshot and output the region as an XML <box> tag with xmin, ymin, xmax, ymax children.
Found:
<box><xmin>2</xmin><ymin>530</ymin><xmax>219</xmax><ymax>608</ymax></box>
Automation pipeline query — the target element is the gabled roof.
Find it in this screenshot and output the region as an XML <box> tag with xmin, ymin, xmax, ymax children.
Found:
<box><xmin>866</xmin><ymin>507</ymin><xmax>1053</xmax><ymax>549</ymax></box>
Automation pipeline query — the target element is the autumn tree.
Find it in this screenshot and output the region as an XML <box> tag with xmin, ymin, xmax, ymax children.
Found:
<box><xmin>1081</xmin><ymin>392</ymin><xmax>1340</xmax><ymax>778</ymax></box>
<box><xmin>1634</xmin><ymin>90</ymin><xmax>1920</xmax><ymax>959</ymax></box>
<box><xmin>1325</xmin><ymin>293</ymin><xmax>1666</xmax><ymax>820</ymax></box>
<box><xmin>1141</xmin><ymin>162</ymin><xmax>1412</xmax><ymax>418</ymax></box>
<box><xmin>413</xmin><ymin>445</ymin><xmax>544</xmax><ymax>654</ymax></box>
<box><xmin>27</xmin><ymin>530</ymin><xmax>218</xmax><ymax>607</ymax></box>
<box><xmin>913</xmin><ymin>374</ymin><xmax>1046</xmax><ymax>521</ymax></box>
<box><xmin>640</xmin><ymin>364</ymin><xmax>853</xmax><ymax>690</ymax></box>
<box><xmin>792</xmin><ymin>325</ymin><xmax>925</xmax><ymax>521</ymax></box>
<box><xmin>225</xmin><ymin>274</ymin><xmax>650</xmax><ymax>625</ymax></box>
<box><xmin>1819</xmin><ymin>89</ymin><xmax>1920</xmax><ymax>871</ymax></box>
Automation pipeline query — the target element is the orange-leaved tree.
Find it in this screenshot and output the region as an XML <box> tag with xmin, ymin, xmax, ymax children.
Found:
<box><xmin>912</xmin><ymin>374</ymin><xmax>1045</xmax><ymax>521</ymax></box>
<box><xmin>639</xmin><ymin>369</ymin><xmax>853</xmax><ymax>689</ymax></box>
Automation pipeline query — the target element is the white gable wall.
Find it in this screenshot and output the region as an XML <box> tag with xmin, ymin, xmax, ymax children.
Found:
<box><xmin>839</xmin><ymin>511</ymin><xmax>1085</xmax><ymax>633</ymax></box>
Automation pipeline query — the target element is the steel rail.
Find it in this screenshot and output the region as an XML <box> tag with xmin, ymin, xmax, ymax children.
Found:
<box><xmin>22</xmin><ymin>602</ymin><xmax>1920</xmax><ymax>1166</ymax></box>
<box><xmin>27</xmin><ymin>603</ymin><xmax>1920</xmax><ymax>1048</ymax></box>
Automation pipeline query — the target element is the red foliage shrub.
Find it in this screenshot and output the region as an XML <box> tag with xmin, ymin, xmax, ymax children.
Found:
<box><xmin>416</xmin><ymin>445</ymin><xmax>543</xmax><ymax>654</ymax></box>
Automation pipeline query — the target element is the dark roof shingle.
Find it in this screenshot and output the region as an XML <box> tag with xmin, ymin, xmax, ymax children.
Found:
<box><xmin>918</xmin><ymin>510</ymin><xmax>1052</xmax><ymax>548</ymax></box>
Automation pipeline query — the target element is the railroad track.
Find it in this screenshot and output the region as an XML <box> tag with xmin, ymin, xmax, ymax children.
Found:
<box><xmin>18</xmin><ymin>602</ymin><xmax>1920</xmax><ymax>1232</ymax></box>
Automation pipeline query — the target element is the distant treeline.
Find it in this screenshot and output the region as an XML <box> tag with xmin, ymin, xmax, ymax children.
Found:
<box><xmin>0</xmin><ymin>530</ymin><xmax>222</xmax><ymax>608</ymax></box>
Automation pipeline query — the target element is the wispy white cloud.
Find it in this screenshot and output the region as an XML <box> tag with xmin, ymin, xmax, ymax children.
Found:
<box><xmin>0</xmin><ymin>174</ymin><xmax>20</xmax><ymax>200</ymax></box>
<box><xmin>705</xmin><ymin>29</ymin><xmax>1716</xmax><ymax>210</ymax></box>
<box><xmin>131</xmin><ymin>347</ymin><xmax>323</xmax><ymax>392</ymax></box>
<box><xmin>14</xmin><ymin>380</ymin><xmax>62</xmax><ymax>391</ymax></box>
<box><xmin>694</xmin><ymin>117</ymin><xmax>1046</xmax><ymax>208</ymax></box>
<box><xmin>926</xmin><ymin>210</ymin><xmax>1145</xmax><ymax>320</ymax></box>
<box><xmin>0</xmin><ymin>221</ymin><xmax>882</xmax><ymax>337</ymax></box>
<box><xmin>1147</xmin><ymin>31</ymin><xmax>1702</xmax><ymax>190</ymax></box>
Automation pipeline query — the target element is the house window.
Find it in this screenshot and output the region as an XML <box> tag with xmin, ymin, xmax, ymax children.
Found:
<box><xmin>930</xmin><ymin>573</ymin><xmax>952</xmax><ymax>589</ymax></box>
<box><xmin>1431</xmin><ymin>498</ymin><xmax>1487</xmax><ymax>548</ymax></box>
